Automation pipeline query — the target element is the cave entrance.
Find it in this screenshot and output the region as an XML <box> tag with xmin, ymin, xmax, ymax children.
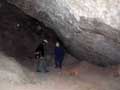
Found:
<box><xmin>0</xmin><ymin>0</ymin><xmax>65</xmax><ymax>71</ymax></box>
<box><xmin>34</xmin><ymin>22</ymin><xmax>61</xmax><ymax>68</ymax></box>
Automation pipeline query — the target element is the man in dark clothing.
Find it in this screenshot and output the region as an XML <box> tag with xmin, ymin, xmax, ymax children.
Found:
<box><xmin>35</xmin><ymin>41</ymin><xmax>45</xmax><ymax>57</ymax></box>
<box><xmin>35</xmin><ymin>39</ymin><xmax>49</xmax><ymax>72</ymax></box>
<box><xmin>55</xmin><ymin>42</ymin><xmax>64</xmax><ymax>69</ymax></box>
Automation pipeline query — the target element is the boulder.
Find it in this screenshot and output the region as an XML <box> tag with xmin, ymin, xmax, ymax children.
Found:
<box><xmin>6</xmin><ymin>0</ymin><xmax>120</xmax><ymax>65</ymax></box>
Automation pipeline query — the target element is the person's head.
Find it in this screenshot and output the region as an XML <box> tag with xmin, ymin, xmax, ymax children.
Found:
<box><xmin>43</xmin><ymin>39</ymin><xmax>48</xmax><ymax>43</ymax></box>
<box><xmin>56</xmin><ymin>42</ymin><xmax>60</xmax><ymax>47</ymax></box>
<box><xmin>41</xmin><ymin>39</ymin><xmax>48</xmax><ymax>46</ymax></box>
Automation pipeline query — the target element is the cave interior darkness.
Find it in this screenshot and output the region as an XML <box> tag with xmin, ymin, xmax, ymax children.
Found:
<box><xmin>0</xmin><ymin>1</ymin><xmax>68</xmax><ymax>70</ymax></box>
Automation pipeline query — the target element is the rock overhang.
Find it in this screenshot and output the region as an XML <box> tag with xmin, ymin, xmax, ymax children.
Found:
<box><xmin>5</xmin><ymin>0</ymin><xmax>120</xmax><ymax>65</ymax></box>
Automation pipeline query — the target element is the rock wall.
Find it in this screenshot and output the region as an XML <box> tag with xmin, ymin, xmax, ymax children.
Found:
<box><xmin>6</xmin><ymin>0</ymin><xmax>120</xmax><ymax>65</ymax></box>
<box><xmin>0</xmin><ymin>52</ymin><xmax>29</xmax><ymax>84</ymax></box>
<box><xmin>0</xmin><ymin>1</ymin><xmax>58</xmax><ymax>69</ymax></box>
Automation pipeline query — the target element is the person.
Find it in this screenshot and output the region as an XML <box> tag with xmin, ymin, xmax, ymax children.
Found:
<box><xmin>54</xmin><ymin>42</ymin><xmax>64</xmax><ymax>69</ymax></box>
<box><xmin>37</xmin><ymin>56</ymin><xmax>48</xmax><ymax>72</ymax></box>
<box><xmin>35</xmin><ymin>39</ymin><xmax>49</xmax><ymax>72</ymax></box>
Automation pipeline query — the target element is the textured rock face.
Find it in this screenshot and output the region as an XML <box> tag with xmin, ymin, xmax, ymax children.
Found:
<box><xmin>0</xmin><ymin>53</ymin><xmax>29</xmax><ymax>84</ymax></box>
<box><xmin>7</xmin><ymin>0</ymin><xmax>120</xmax><ymax>65</ymax></box>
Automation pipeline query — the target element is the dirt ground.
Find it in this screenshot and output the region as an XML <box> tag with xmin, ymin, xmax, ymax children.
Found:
<box><xmin>0</xmin><ymin>53</ymin><xmax>120</xmax><ymax>90</ymax></box>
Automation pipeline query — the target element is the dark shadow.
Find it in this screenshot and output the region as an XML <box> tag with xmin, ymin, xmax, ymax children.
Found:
<box><xmin>0</xmin><ymin>1</ymin><xmax>59</xmax><ymax>71</ymax></box>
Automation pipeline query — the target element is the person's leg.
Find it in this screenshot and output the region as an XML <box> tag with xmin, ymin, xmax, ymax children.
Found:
<box><xmin>36</xmin><ymin>63</ymin><xmax>40</xmax><ymax>72</ymax></box>
<box><xmin>59</xmin><ymin>57</ymin><xmax>63</xmax><ymax>69</ymax></box>
<box><xmin>46</xmin><ymin>55</ymin><xmax>50</xmax><ymax>66</ymax></box>
<box><xmin>55</xmin><ymin>56</ymin><xmax>59</xmax><ymax>68</ymax></box>
<box><xmin>43</xmin><ymin>60</ymin><xmax>49</xmax><ymax>72</ymax></box>
<box><xmin>36</xmin><ymin>58</ymin><xmax>41</xmax><ymax>72</ymax></box>
<box><xmin>43</xmin><ymin>65</ymin><xmax>49</xmax><ymax>72</ymax></box>
<box><xmin>38</xmin><ymin>60</ymin><xmax>45</xmax><ymax>72</ymax></box>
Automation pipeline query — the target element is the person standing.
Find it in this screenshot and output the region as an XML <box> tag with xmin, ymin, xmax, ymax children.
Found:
<box><xmin>54</xmin><ymin>42</ymin><xmax>64</xmax><ymax>69</ymax></box>
<box><xmin>35</xmin><ymin>39</ymin><xmax>49</xmax><ymax>72</ymax></box>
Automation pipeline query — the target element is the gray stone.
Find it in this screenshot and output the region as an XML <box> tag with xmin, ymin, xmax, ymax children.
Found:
<box><xmin>7</xmin><ymin>0</ymin><xmax>120</xmax><ymax>65</ymax></box>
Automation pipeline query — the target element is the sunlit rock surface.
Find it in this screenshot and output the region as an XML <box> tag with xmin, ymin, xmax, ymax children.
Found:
<box><xmin>0</xmin><ymin>53</ymin><xmax>29</xmax><ymax>84</ymax></box>
<box><xmin>7</xmin><ymin>0</ymin><xmax>120</xmax><ymax>65</ymax></box>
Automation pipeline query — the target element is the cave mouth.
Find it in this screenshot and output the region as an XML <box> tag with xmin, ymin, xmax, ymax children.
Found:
<box><xmin>0</xmin><ymin>1</ymin><xmax>120</xmax><ymax>90</ymax></box>
<box><xmin>0</xmin><ymin>1</ymin><xmax>67</xmax><ymax>71</ymax></box>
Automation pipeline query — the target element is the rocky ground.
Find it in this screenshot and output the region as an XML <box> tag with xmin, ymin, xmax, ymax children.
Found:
<box><xmin>0</xmin><ymin>53</ymin><xmax>120</xmax><ymax>90</ymax></box>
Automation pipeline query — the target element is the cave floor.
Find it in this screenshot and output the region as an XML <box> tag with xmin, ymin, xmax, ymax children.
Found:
<box><xmin>0</xmin><ymin>54</ymin><xmax>120</xmax><ymax>90</ymax></box>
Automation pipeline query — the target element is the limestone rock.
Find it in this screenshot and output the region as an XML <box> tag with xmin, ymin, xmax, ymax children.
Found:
<box><xmin>0</xmin><ymin>53</ymin><xmax>29</xmax><ymax>84</ymax></box>
<box><xmin>7</xmin><ymin>0</ymin><xmax>120</xmax><ymax>65</ymax></box>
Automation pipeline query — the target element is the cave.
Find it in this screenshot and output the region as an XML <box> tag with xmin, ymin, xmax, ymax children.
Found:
<box><xmin>0</xmin><ymin>0</ymin><xmax>120</xmax><ymax>90</ymax></box>
<box><xmin>0</xmin><ymin>1</ymin><xmax>61</xmax><ymax>70</ymax></box>
<box><xmin>6</xmin><ymin>0</ymin><xmax>120</xmax><ymax>66</ymax></box>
